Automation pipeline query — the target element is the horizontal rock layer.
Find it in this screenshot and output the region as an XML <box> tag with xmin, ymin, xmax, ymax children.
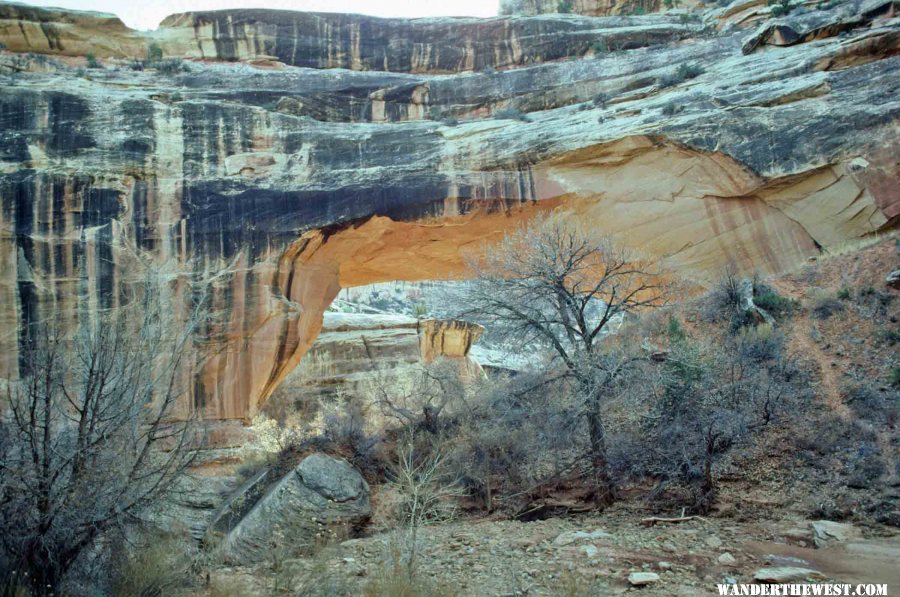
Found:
<box><xmin>267</xmin><ymin>313</ymin><xmax>484</xmax><ymax>425</ymax></box>
<box><xmin>0</xmin><ymin>2</ymin><xmax>897</xmax><ymax>421</ymax></box>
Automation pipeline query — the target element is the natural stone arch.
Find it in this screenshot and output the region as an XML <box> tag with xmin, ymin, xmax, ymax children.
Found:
<box><xmin>194</xmin><ymin>137</ymin><xmax>892</xmax><ymax>422</ymax></box>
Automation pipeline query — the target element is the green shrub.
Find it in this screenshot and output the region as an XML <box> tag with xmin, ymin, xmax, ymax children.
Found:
<box><xmin>874</xmin><ymin>327</ymin><xmax>900</xmax><ymax>345</ymax></box>
<box><xmin>558</xmin><ymin>0</ymin><xmax>574</xmax><ymax>12</ymax></box>
<box><xmin>676</xmin><ymin>63</ymin><xmax>705</xmax><ymax>80</ymax></box>
<box><xmin>151</xmin><ymin>58</ymin><xmax>189</xmax><ymax>74</ymax></box>
<box><xmin>661</xmin><ymin>102</ymin><xmax>683</xmax><ymax>116</ymax></box>
<box><xmin>837</xmin><ymin>287</ymin><xmax>852</xmax><ymax>300</ymax></box>
<box><xmin>891</xmin><ymin>367</ymin><xmax>900</xmax><ymax>387</ymax></box>
<box><xmin>592</xmin><ymin>39</ymin><xmax>610</xmax><ymax>54</ymax></box>
<box><xmin>592</xmin><ymin>92</ymin><xmax>609</xmax><ymax>107</ymax></box>
<box><xmin>85</xmin><ymin>53</ymin><xmax>101</xmax><ymax>69</ymax></box>
<box><xmin>657</xmin><ymin>64</ymin><xmax>703</xmax><ymax>88</ymax></box>
<box><xmin>494</xmin><ymin>107</ymin><xmax>530</xmax><ymax>121</ymax></box>
<box><xmin>768</xmin><ymin>0</ymin><xmax>794</xmax><ymax>17</ymax></box>
<box><xmin>666</xmin><ymin>315</ymin><xmax>687</xmax><ymax>342</ymax></box>
<box><xmin>754</xmin><ymin>291</ymin><xmax>797</xmax><ymax>318</ymax></box>
<box><xmin>147</xmin><ymin>42</ymin><xmax>164</xmax><ymax>62</ymax></box>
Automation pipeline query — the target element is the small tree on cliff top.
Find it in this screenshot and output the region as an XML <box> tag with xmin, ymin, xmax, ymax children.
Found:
<box><xmin>461</xmin><ymin>215</ymin><xmax>667</xmax><ymax>505</ymax></box>
<box><xmin>0</xmin><ymin>271</ymin><xmax>210</xmax><ymax>594</ymax></box>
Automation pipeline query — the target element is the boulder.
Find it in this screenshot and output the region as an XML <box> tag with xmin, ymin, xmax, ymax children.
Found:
<box><xmin>219</xmin><ymin>453</ymin><xmax>370</xmax><ymax>562</ymax></box>
<box><xmin>753</xmin><ymin>567</ymin><xmax>826</xmax><ymax>582</ymax></box>
<box><xmin>810</xmin><ymin>520</ymin><xmax>862</xmax><ymax>547</ymax></box>
<box><xmin>628</xmin><ymin>572</ymin><xmax>661</xmax><ymax>586</ymax></box>
<box><xmin>887</xmin><ymin>270</ymin><xmax>900</xmax><ymax>289</ymax></box>
<box><xmin>718</xmin><ymin>552</ymin><xmax>738</xmax><ymax>566</ymax></box>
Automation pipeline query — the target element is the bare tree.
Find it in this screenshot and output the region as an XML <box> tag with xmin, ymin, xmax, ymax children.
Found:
<box><xmin>0</xmin><ymin>272</ymin><xmax>209</xmax><ymax>594</ymax></box>
<box><xmin>636</xmin><ymin>324</ymin><xmax>807</xmax><ymax>513</ymax></box>
<box><xmin>460</xmin><ymin>215</ymin><xmax>667</xmax><ymax>505</ymax></box>
<box><xmin>363</xmin><ymin>360</ymin><xmax>468</xmax><ymax>434</ymax></box>
<box><xmin>390</xmin><ymin>433</ymin><xmax>462</xmax><ymax>577</ymax></box>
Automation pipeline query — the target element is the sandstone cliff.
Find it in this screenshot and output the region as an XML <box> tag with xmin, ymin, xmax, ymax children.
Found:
<box><xmin>0</xmin><ymin>0</ymin><xmax>897</xmax><ymax>421</ymax></box>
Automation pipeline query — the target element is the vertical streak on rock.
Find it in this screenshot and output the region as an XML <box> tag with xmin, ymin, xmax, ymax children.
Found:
<box><xmin>153</xmin><ymin>101</ymin><xmax>185</xmax><ymax>263</ymax></box>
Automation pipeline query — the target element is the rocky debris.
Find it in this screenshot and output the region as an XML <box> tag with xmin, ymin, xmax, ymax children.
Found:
<box><xmin>581</xmin><ymin>544</ymin><xmax>600</xmax><ymax>557</ymax></box>
<box><xmin>553</xmin><ymin>529</ymin><xmax>615</xmax><ymax>545</ymax></box>
<box><xmin>887</xmin><ymin>269</ymin><xmax>900</xmax><ymax>289</ymax></box>
<box><xmin>206</xmin><ymin>508</ymin><xmax>900</xmax><ymax>595</ymax></box>
<box><xmin>705</xmin><ymin>534</ymin><xmax>724</xmax><ymax>549</ymax></box>
<box><xmin>753</xmin><ymin>567</ymin><xmax>826</xmax><ymax>582</ymax></box>
<box><xmin>219</xmin><ymin>453</ymin><xmax>370</xmax><ymax>563</ymax></box>
<box><xmin>810</xmin><ymin>520</ymin><xmax>862</xmax><ymax>547</ymax></box>
<box><xmin>628</xmin><ymin>571</ymin><xmax>661</xmax><ymax>586</ymax></box>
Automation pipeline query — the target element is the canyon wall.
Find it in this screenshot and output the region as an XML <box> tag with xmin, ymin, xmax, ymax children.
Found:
<box><xmin>0</xmin><ymin>0</ymin><xmax>898</xmax><ymax>421</ymax></box>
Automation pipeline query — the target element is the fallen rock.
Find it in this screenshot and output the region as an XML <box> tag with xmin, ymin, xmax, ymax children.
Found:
<box><xmin>706</xmin><ymin>535</ymin><xmax>724</xmax><ymax>549</ymax></box>
<box><xmin>718</xmin><ymin>552</ymin><xmax>737</xmax><ymax>566</ymax></box>
<box><xmin>811</xmin><ymin>520</ymin><xmax>862</xmax><ymax>547</ymax></box>
<box><xmin>887</xmin><ymin>270</ymin><xmax>900</xmax><ymax>289</ymax></box>
<box><xmin>628</xmin><ymin>572</ymin><xmax>660</xmax><ymax>586</ymax></box>
<box><xmin>553</xmin><ymin>529</ymin><xmax>614</xmax><ymax>546</ymax></box>
<box><xmin>219</xmin><ymin>453</ymin><xmax>370</xmax><ymax>562</ymax></box>
<box><xmin>753</xmin><ymin>567</ymin><xmax>826</xmax><ymax>583</ymax></box>
<box><xmin>782</xmin><ymin>526</ymin><xmax>813</xmax><ymax>546</ymax></box>
<box><xmin>581</xmin><ymin>544</ymin><xmax>599</xmax><ymax>558</ymax></box>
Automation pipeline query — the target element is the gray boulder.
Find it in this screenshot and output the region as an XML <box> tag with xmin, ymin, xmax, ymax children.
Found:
<box><xmin>887</xmin><ymin>270</ymin><xmax>900</xmax><ymax>289</ymax></box>
<box><xmin>811</xmin><ymin>520</ymin><xmax>862</xmax><ymax>547</ymax></box>
<box><xmin>219</xmin><ymin>453</ymin><xmax>370</xmax><ymax>563</ymax></box>
<box><xmin>753</xmin><ymin>567</ymin><xmax>826</xmax><ymax>582</ymax></box>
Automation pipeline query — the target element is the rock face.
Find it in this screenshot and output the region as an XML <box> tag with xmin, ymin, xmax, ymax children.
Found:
<box><xmin>0</xmin><ymin>2</ymin><xmax>898</xmax><ymax>422</ymax></box>
<box><xmin>500</xmin><ymin>0</ymin><xmax>679</xmax><ymax>17</ymax></box>
<box><xmin>218</xmin><ymin>453</ymin><xmax>370</xmax><ymax>562</ymax></box>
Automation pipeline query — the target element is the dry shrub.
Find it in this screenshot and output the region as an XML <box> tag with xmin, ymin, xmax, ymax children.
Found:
<box><xmin>363</xmin><ymin>539</ymin><xmax>457</xmax><ymax>597</ymax></box>
<box><xmin>108</xmin><ymin>528</ymin><xmax>199</xmax><ymax>597</ymax></box>
<box><xmin>810</xmin><ymin>291</ymin><xmax>845</xmax><ymax>319</ymax></box>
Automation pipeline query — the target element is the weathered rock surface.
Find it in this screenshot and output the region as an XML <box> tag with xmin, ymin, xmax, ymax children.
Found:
<box><xmin>268</xmin><ymin>312</ymin><xmax>483</xmax><ymax>425</ymax></box>
<box><xmin>0</xmin><ymin>2</ymin><xmax>897</xmax><ymax>421</ymax></box>
<box><xmin>810</xmin><ymin>520</ymin><xmax>863</xmax><ymax>547</ymax></box>
<box><xmin>500</xmin><ymin>0</ymin><xmax>688</xmax><ymax>17</ymax></box>
<box><xmin>628</xmin><ymin>571</ymin><xmax>661</xmax><ymax>585</ymax></box>
<box><xmin>753</xmin><ymin>566</ymin><xmax>827</xmax><ymax>582</ymax></box>
<box><xmin>887</xmin><ymin>269</ymin><xmax>900</xmax><ymax>288</ymax></box>
<box><xmin>218</xmin><ymin>453</ymin><xmax>370</xmax><ymax>562</ymax></box>
<box><xmin>741</xmin><ymin>0</ymin><xmax>898</xmax><ymax>53</ymax></box>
